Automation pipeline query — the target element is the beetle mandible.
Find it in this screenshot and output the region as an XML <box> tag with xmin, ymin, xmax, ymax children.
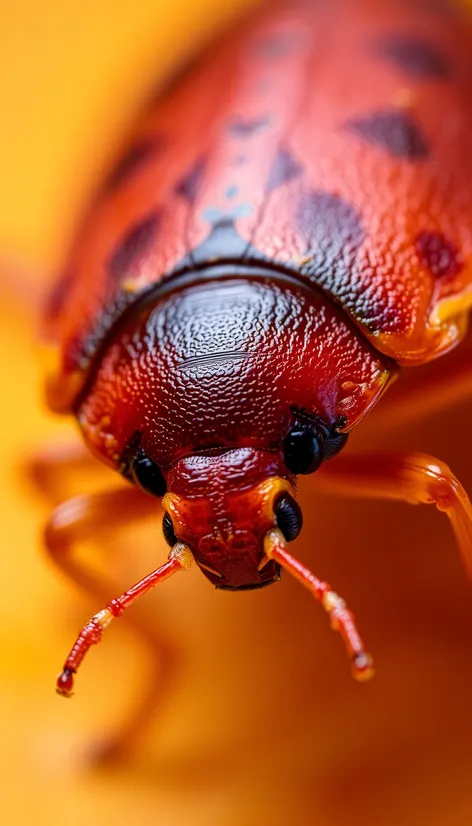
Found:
<box><xmin>39</xmin><ymin>0</ymin><xmax>472</xmax><ymax>754</ymax></box>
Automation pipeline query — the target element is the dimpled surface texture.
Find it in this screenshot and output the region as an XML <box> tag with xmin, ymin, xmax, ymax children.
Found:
<box><xmin>77</xmin><ymin>280</ymin><xmax>389</xmax><ymax>467</ymax></box>
<box><xmin>46</xmin><ymin>0</ymin><xmax>472</xmax><ymax>410</ymax></box>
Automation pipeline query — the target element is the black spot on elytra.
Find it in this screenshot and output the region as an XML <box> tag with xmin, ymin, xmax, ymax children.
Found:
<box><xmin>228</xmin><ymin>116</ymin><xmax>271</xmax><ymax>137</ymax></box>
<box><xmin>267</xmin><ymin>147</ymin><xmax>303</xmax><ymax>192</ymax></box>
<box><xmin>187</xmin><ymin>219</ymin><xmax>270</xmax><ymax>269</ymax></box>
<box><xmin>295</xmin><ymin>191</ymin><xmax>365</xmax><ymax>273</ymax></box>
<box><xmin>46</xmin><ymin>269</ymin><xmax>75</xmax><ymax>320</ymax></box>
<box><xmin>107</xmin><ymin>213</ymin><xmax>159</xmax><ymax>281</ymax></box>
<box><xmin>409</xmin><ymin>0</ymin><xmax>463</xmax><ymax>20</ymax></box>
<box><xmin>225</xmin><ymin>185</ymin><xmax>239</xmax><ymax>200</ymax></box>
<box><xmin>256</xmin><ymin>32</ymin><xmax>300</xmax><ymax>59</ymax></box>
<box><xmin>190</xmin><ymin>219</ymin><xmax>249</xmax><ymax>266</ymax></box>
<box><xmin>104</xmin><ymin>139</ymin><xmax>165</xmax><ymax>192</ymax></box>
<box><xmin>175</xmin><ymin>156</ymin><xmax>207</xmax><ymax>203</ymax></box>
<box><xmin>203</xmin><ymin>203</ymin><xmax>253</xmax><ymax>224</ymax></box>
<box><xmin>345</xmin><ymin>109</ymin><xmax>430</xmax><ymax>160</ymax></box>
<box><xmin>147</xmin><ymin>48</ymin><xmax>206</xmax><ymax>106</ymax></box>
<box><xmin>375</xmin><ymin>34</ymin><xmax>451</xmax><ymax>78</ymax></box>
<box><xmin>415</xmin><ymin>230</ymin><xmax>462</xmax><ymax>280</ymax></box>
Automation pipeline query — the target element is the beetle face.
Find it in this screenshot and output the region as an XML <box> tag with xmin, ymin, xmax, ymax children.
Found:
<box><xmin>162</xmin><ymin>448</ymin><xmax>299</xmax><ymax>590</ymax></box>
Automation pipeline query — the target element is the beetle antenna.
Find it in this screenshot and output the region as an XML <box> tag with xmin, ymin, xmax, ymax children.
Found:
<box><xmin>264</xmin><ymin>529</ymin><xmax>374</xmax><ymax>682</ymax></box>
<box><xmin>56</xmin><ymin>543</ymin><xmax>193</xmax><ymax>697</ymax></box>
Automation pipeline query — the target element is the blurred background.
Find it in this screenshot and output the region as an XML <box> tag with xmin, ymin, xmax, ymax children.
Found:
<box><xmin>1</xmin><ymin>1</ymin><xmax>472</xmax><ymax>824</ymax></box>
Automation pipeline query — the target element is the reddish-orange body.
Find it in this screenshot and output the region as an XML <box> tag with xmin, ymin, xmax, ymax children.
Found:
<box><xmin>47</xmin><ymin>0</ymin><xmax>472</xmax><ymax>410</ymax></box>
<box><xmin>41</xmin><ymin>0</ymin><xmax>472</xmax><ymax>715</ymax></box>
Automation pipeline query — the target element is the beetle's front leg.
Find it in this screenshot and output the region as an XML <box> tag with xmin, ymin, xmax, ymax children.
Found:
<box><xmin>27</xmin><ymin>439</ymin><xmax>110</xmax><ymax>503</ymax></box>
<box><xmin>45</xmin><ymin>486</ymin><xmax>177</xmax><ymax>763</ymax></box>
<box><xmin>316</xmin><ymin>452</ymin><xmax>472</xmax><ymax>579</ymax></box>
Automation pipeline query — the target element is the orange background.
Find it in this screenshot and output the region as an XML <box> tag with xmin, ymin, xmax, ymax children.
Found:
<box><xmin>1</xmin><ymin>2</ymin><xmax>472</xmax><ymax>825</ymax></box>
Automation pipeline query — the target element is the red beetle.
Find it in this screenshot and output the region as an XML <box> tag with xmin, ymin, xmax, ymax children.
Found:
<box><xmin>40</xmin><ymin>0</ymin><xmax>472</xmax><ymax>754</ymax></box>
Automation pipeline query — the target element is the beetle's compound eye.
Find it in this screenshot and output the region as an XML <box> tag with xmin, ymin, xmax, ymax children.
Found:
<box><xmin>162</xmin><ymin>512</ymin><xmax>178</xmax><ymax>547</ymax></box>
<box><xmin>131</xmin><ymin>450</ymin><xmax>167</xmax><ymax>497</ymax></box>
<box><xmin>274</xmin><ymin>493</ymin><xmax>303</xmax><ymax>542</ymax></box>
<box><xmin>321</xmin><ymin>428</ymin><xmax>348</xmax><ymax>460</ymax></box>
<box><xmin>283</xmin><ymin>419</ymin><xmax>348</xmax><ymax>474</ymax></box>
<box><xmin>283</xmin><ymin>426</ymin><xmax>323</xmax><ymax>474</ymax></box>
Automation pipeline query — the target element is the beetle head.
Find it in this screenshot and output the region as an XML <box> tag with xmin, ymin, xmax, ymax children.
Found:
<box><xmin>161</xmin><ymin>447</ymin><xmax>300</xmax><ymax>590</ymax></box>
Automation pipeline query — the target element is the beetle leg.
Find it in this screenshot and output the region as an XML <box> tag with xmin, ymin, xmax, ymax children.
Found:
<box><xmin>45</xmin><ymin>486</ymin><xmax>178</xmax><ymax>763</ymax></box>
<box><xmin>27</xmin><ymin>440</ymin><xmax>110</xmax><ymax>503</ymax></box>
<box><xmin>316</xmin><ymin>452</ymin><xmax>472</xmax><ymax>579</ymax></box>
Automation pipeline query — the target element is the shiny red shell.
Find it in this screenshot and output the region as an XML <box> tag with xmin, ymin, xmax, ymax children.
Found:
<box><xmin>43</xmin><ymin>0</ymin><xmax>472</xmax><ymax>689</ymax></box>
<box><xmin>46</xmin><ymin>0</ymin><xmax>472</xmax><ymax>421</ymax></box>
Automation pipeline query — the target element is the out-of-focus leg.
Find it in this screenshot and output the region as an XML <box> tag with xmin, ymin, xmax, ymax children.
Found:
<box><xmin>316</xmin><ymin>452</ymin><xmax>472</xmax><ymax>579</ymax></box>
<box><xmin>28</xmin><ymin>440</ymin><xmax>107</xmax><ymax>503</ymax></box>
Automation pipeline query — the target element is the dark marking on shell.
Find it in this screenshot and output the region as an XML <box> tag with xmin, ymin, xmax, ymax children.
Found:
<box><xmin>175</xmin><ymin>156</ymin><xmax>207</xmax><ymax>203</ymax></box>
<box><xmin>256</xmin><ymin>31</ymin><xmax>301</xmax><ymax>59</ymax></box>
<box><xmin>267</xmin><ymin>147</ymin><xmax>303</xmax><ymax>192</ymax></box>
<box><xmin>415</xmin><ymin>230</ymin><xmax>462</xmax><ymax>280</ymax></box>
<box><xmin>345</xmin><ymin>109</ymin><xmax>430</xmax><ymax>160</ymax></box>
<box><xmin>409</xmin><ymin>0</ymin><xmax>464</xmax><ymax>20</ymax></box>
<box><xmin>190</xmin><ymin>219</ymin><xmax>250</xmax><ymax>266</ymax></box>
<box><xmin>189</xmin><ymin>219</ymin><xmax>270</xmax><ymax>269</ymax></box>
<box><xmin>228</xmin><ymin>116</ymin><xmax>271</xmax><ymax>137</ymax></box>
<box><xmin>104</xmin><ymin>139</ymin><xmax>165</xmax><ymax>192</ymax></box>
<box><xmin>107</xmin><ymin>213</ymin><xmax>160</xmax><ymax>281</ymax></box>
<box><xmin>147</xmin><ymin>47</ymin><xmax>206</xmax><ymax>106</ymax></box>
<box><xmin>203</xmin><ymin>204</ymin><xmax>253</xmax><ymax>224</ymax></box>
<box><xmin>374</xmin><ymin>34</ymin><xmax>451</xmax><ymax>78</ymax></box>
<box><xmin>295</xmin><ymin>190</ymin><xmax>365</xmax><ymax>276</ymax></box>
<box><xmin>225</xmin><ymin>185</ymin><xmax>239</xmax><ymax>200</ymax></box>
<box><xmin>46</xmin><ymin>269</ymin><xmax>75</xmax><ymax>321</ymax></box>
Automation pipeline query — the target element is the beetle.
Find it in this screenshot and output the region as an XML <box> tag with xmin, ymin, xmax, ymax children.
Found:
<box><xmin>40</xmin><ymin>0</ymin><xmax>472</xmax><ymax>756</ymax></box>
